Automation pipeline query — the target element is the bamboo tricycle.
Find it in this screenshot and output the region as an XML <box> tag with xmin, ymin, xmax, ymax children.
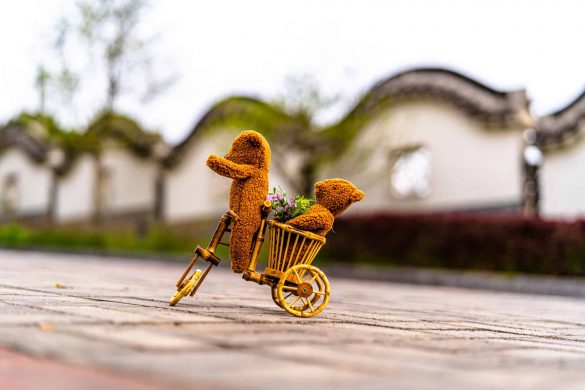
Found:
<box><xmin>170</xmin><ymin>200</ymin><xmax>331</xmax><ymax>318</ymax></box>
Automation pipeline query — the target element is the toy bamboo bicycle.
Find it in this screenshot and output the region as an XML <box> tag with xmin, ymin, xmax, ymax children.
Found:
<box><xmin>169</xmin><ymin>201</ymin><xmax>331</xmax><ymax>318</ymax></box>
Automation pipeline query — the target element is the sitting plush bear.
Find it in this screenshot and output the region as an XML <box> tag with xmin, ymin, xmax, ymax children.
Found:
<box><xmin>206</xmin><ymin>130</ymin><xmax>270</xmax><ymax>273</ymax></box>
<box><xmin>287</xmin><ymin>178</ymin><xmax>365</xmax><ymax>236</ymax></box>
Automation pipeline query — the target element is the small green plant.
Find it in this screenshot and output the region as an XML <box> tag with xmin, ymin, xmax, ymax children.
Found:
<box><xmin>0</xmin><ymin>224</ymin><xmax>32</xmax><ymax>247</ymax></box>
<box><xmin>266</xmin><ymin>187</ymin><xmax>315</xmax><ymax>223</ymax></box>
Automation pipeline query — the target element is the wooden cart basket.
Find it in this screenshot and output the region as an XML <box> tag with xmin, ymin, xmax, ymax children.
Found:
<box><xmin>264</xmin><ymin>220</ymin><xmax>326</xmax><ymax>281</ymax></box>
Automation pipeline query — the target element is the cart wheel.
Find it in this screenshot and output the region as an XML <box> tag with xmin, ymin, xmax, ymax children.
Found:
<box><xmin>272</xmin><ymin>277</ymin><xmax>324</xmax><ymax>310</ymax></box>
<box><xmin>276</xmin><ymin>264</ymin><xmax>330</xmax><ymax>318</ymax></box>
<box><xmin>271</xmin><ymin>286</ymin><xmax>284</xmax><ymax>308</ymax></box>
<box><xmin>272</xmin><ymin>280</ymin><xmax>322</xmax><ymax>310</ymax></box>
<box><xmin>169</xmin><ymin>269</ymin><xmax>202</xmax><ymax>306</ymax></box>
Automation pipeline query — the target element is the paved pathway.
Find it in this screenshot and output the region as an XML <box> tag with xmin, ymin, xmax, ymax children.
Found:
<box><xmin>2</xmin><ymin>249</ymin><xmax>585</xmax><ymax>389</ymax></box>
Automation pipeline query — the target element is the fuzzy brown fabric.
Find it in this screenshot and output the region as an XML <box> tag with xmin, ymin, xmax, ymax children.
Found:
<box><xmin>206</xmin><ymin>130</ymin><xmax>270</xmax><ymax>273</ymax></box>
<box><xmin>287</xmin><ymin>179</ymin><xmax>365</xmax><ymax>237</ymax></box>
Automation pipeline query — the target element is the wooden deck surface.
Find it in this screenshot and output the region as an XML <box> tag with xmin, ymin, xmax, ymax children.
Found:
<box><xmin>2</xmin><ymin>250</ymin><xmax>585</xmax><ymax>389</ymax></box>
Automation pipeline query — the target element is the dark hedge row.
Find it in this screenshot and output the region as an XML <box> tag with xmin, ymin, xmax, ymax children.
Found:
<box><xmin>322</xmin><ymin>213</ymin><xmax>585</xmax><ymax>275</ymax></box>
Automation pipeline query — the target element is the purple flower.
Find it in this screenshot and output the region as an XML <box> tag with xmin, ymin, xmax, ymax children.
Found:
<box><xmin>276</xmin><ymin>193</ymin><xmax>283</xmax><ymax>201</ymax></box>
<box><xmin>289</xmin><ymin>198</ymin><xmax>294</xmax><ymax>207</ymax></box>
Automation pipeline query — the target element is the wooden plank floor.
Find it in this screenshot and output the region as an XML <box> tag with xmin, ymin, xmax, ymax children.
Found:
<box><xmin>1</xmin><ymin>250</ymin><xmax>585</xmax><ymax>389</ymax></box>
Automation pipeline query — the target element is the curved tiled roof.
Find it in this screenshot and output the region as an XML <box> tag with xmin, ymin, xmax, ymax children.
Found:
<box><xmin>86</xmin><ymin>112</ymin><xmax>164</xmax><ymax>157</ymax></box>
<box><xmin>162</xmin><ymin>96</ymin><xmax>293</xmax><ymax>167</ymax></box>
<box><xmin>535</xmin><ymin>89</ymin><xmax>585</xmax><ymax>149</ymax></box>
<box><xmin>165</xmin><ymin>68</ymin><xmax>533</xmax><ymax>168</ymax></box>
<box><xmin>339</xmin><ymin>67</ymin><xmax>532</xmax><ymax>129</ymax></box>
<box><xmin>0</xmin><ymin>122</ymin><xmax>49</xmax><ymax>164</ymax></box>
<box><xmin>0</xmin><ymin>112</ymin><xmax>168</xmax><ymax>175</ymax></box>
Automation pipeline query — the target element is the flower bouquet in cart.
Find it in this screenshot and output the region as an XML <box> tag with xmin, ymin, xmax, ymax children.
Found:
<box><xmin>266</xmin><ymin>187</ymin><xmax>315</xmax><ymax>223</ymax></box>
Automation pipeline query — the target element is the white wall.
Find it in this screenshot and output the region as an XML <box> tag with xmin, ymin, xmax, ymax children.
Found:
<box><xmin>165</xmin><ymin>130</ymin><xmax>294</xmax><ymax>222</ymax></box>
<box><xmin>0</xmin><ymin>148</ymin><xmax>51</xmax><ymax>216</ymax></box>
<box><xmin>541</xmin><ymin>132</ymin><xmax>585</xmax><ymax>219</ymax></box>
<box><xmin>320</xmin><ymin>100</ymin><xmax>525</xmax><ymax>213</ymax></box>
<box><xmin>56</xmin><ymin>155</ymin><xmax>95</xmax><ymax>222</ymax></box>
<box><xmin>165</xmin><ymin>136</ymin><xmax>226</xmax><ymax>222</ymax></box>
<box><xmin>100</xmin><ymin>145</ymin><xmax>158</xmax><ymax>213</ymax></box>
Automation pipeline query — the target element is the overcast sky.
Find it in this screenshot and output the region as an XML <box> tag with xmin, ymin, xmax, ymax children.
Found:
<box><xmin>0</xmin><ymin>0</ymin><xmax>584</xmax><ymax>143</ymax></box>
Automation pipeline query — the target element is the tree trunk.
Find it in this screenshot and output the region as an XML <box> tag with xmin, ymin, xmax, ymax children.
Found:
<box><xmin>300</xmin><ymin>161</ymin><xmax>316</xmax><ymax>198</ymax></box>
<box><xmin>153</xmin><ymin>167</ymin><xmax>166</xmax><ymax>222</ymax></box>
<box><xmin>47</xmin><ymin>171</ymin><xmax>58</xmax><ymax>224</ymax></box>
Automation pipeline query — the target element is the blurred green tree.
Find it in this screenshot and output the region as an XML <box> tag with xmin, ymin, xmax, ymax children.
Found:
<box><xmin>269</xmin><ymin>74</ymin><xmax>342</xmax><ymax>196</ymax></box>
<box><xmin>35</xmin><ymin>65</ymin><xmax>51</xmax><ymax>115</ymax></box>
<box><xmin>38</xmin><ymin>0</ymin><xmax>175</xmax><ymax>115</ymax></box>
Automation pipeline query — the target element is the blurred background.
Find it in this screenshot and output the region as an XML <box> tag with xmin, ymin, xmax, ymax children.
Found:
<box><xmin>0</xmin><ymin>0</ymin><xmax>584</xmax><ymax>275</ymax></box>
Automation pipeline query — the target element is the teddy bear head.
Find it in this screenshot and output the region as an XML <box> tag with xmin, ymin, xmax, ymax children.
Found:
<box><xmin>314</xmin><ymin>178</ymin><xmax>365</xmax><ymax>216</ymax></box>
<box><xmin>224</xmin><ymin>130</ymin><xmax>271</xmax><ymax>170</ymax></box>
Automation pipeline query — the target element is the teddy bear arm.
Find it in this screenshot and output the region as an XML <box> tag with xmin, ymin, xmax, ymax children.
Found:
<box><xmin>206</xmin><ymin>154</ymin><xmax>254</xmax><ymax>180</ymax></box>
<box><xmin>287</xmin><ymin>211</ymin><xmax>333</xmax><ymax>232</ymax></box>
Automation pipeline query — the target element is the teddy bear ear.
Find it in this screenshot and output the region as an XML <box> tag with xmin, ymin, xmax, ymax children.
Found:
<box><xmin>244</xmin><ymin>133</ymin><xmax>261</xmax><ymax>147</ymax></box>
<box><xmin>352</xmin><ymin>190</ymin><xmax>365</xmax><ymax>202</ymax></box>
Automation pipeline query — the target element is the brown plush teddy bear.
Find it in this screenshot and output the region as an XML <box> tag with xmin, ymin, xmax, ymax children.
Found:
<box><xmin>206</xmin><ymin>130</ymin><xmax>271</xmax><ymax>273</ymax></box>
<box><xmin>287</xmin><ymin>178</ymin><xmax>365</xmax><ymax>236</ymax></box>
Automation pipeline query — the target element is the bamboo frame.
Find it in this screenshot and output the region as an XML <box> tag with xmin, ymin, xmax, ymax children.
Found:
<box><xmin>170</xmin><ymin>201</ymin><xmax>332</xmax><ymax>317</ymax></box>
<box><xmin>169</xmin><ymin>209</ymin><xmax>237</xmax><ymax>305</ymax></box>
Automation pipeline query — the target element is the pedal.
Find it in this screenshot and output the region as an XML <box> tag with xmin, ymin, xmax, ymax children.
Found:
<box><xmin>190</xmin><ymin>263</ymin><xmax>213</xmax><ymax>296</ymax></box>
<box><xmin>170</xmin><ymin>269</ymin><xmax>202</xmax><ymax>306</ymax></box>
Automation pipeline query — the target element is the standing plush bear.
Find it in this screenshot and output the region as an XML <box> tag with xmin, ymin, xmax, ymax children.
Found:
<box><xmin>287</xmin><ymin>178</ymin><xmax>365</xmax><ymax>236</ymax></box>
<box><xmin>206</xmin><ymin>130</ymin><xmax>271</xmax><ymax>273</ymax></box>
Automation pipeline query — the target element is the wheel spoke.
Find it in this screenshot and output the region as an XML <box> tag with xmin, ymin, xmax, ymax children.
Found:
<box><xmin>301</xmin><ymin>297</ymin><xmax>314</xmax><ymax>312</ymax></box>
<box><xmin>293</xmin><ymin>269</ymin><xmax>302</xmax><ymax>283</ymax></box>
<box><xmin>299</xmin><ymin>269</ymin><xmax>309</xmax><ymax>280</ymax></box>
<box><xmin>288</xmin><ymin>295</ymin><xmax>301</xmax><ymax>307</ymax></box>
<box><xmin>308</xmin><ymin>271</ymin><xmax>318</xmax><ymax>284</ymax></box>
<box><xmin>281</xmin><ymin>285</ymin><xmax>297</xmax><ymax>292</ymax></box>
<box><xmin>284</xmin><ymin>292</ymin><xmax>294</xmax><ymax>300</ymax></box>
<box><xmin>312</xmin><ymin>291</ymin><xmax>326</xmax><ymax>296</ymax></box>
